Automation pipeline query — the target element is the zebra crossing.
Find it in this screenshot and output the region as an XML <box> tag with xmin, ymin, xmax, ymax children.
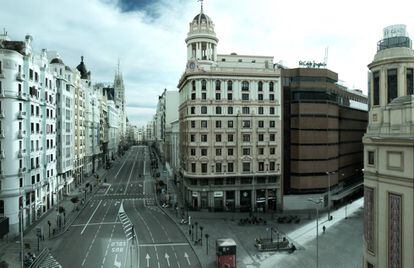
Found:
<box><xmin>118</xmin><ymin>210</ymin><xmax>134</xmax><ymax>241</ymax></box>
<box><xmin>39</xmin><ymin>252</ymin><xmax>62</xmax><ymax>268</ymax></box>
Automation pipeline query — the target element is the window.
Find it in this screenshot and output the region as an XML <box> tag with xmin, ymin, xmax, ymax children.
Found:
<box><xmin>242</xmin><ymin>107</ymin><xmax>250</xmax><ymax>114</ymax></box>
<box><xmin>228</xmin><ymin>148</ymin><xmax>234</xmax><ymax>156</ymax></box>
<box><xmin>258</xmin><ymin>94</ymin><xmax>263</xmax><ymax>101</ymax></box>
<box><xmin>242</xmin><ymin>120</ymin><xmax>251</xmax><ymax>128</ymax></box>
<box><xmin>228</xmin><ymin>106</ymin><xmax>233</xmax><ymax>114</ymax></box>
<box><xmin>192</xmin><ymin>80</ymin><xmax>196</xmax><ymax>91</ymax></box>
<box><xmin>270</xmin><ymin>121</ymin><xmax>275</xmax><ymax>128</ymax></box>
<box><xmin>216</xmin><ymin>148</ymin><xmax>222</xmax><ymax>156</ymax></box>
<box><xmin>201</xmin><ymin>135</ymin><xmax>208</xmax><ymax>142</ymax></box>
<box><xmin>258</xmin><ymin>107</ymin><xmax>264</xmax><ymax>114</ymax></box>
<box><xmin>258</xmin><ymin>120</ymin><xmax>264</xmax><ymax>128</ymax></box>
<box><xmin>227</xmin><ymin>81</ymin><xmax>233</xmax><ymax>91</ymax></box>
<box><xmin>227</xmin><ymin>163</ymin><xmax>234</xmax><ymax>173</ymax></box>
<box><xmin>368</xmin><ymin>151</ymin><xmax>375</xmax><ymax>165</ymax></box>
<box><xmin>216</xmin><ymin>134</ymin><xmax>222</xmax><ymax>142</ymax></box>
<box><xmin>387</xmin><ymin>69</ymin><xmax>398</xmax><ymax>103</ymax></box>
<box><xmin>243</xmin><ymin>148</ymin><xmax>250</xmax><ymax>155</ymax></box>
<box><xmin>242</xmin><ymin>134</ymin><xmax>250</xmax><ymax>142</ymax></box>
<box><xmin>201</xmin><ymin>106</ymin><xmax>207</xmax><ymax>114</ymax></box>
<box><xmin>191</xmin><ymin>121</ymin><xmax>196</xmax><ymax>128</ymax></box>
<box><xmin>242</xmin><ymin>81</ymin><xmax>249</xmax><ymax>91</ymax></box>
<box><xmin>191</xmin><ymin>163</ymin><xmax>196</xmax><ymax>172</ymax></box>
<box><xmin>214</xmin><ymin>178</ymin><xmax>223</xmax><ymax>185</ymax></box>
<box><xmin>258</xmin><ymin>147</ymin><xmax>264</xmax><ymax>155</ymax></box>
<box><xmin>215</xmin><ymin>80</ymin><xmax>221</xmax><ymax>91</ymax></box>
<box><xmin>215</xmin><ymin>93</ymin><xmax>221</xmax><ymax>100</ymax></box>
<box><xmin>201</xmin><ymin>163</ymin><xmax>208</xmax><ymax>173</ymax></box>
<box><xmin>216</xmin><ymin>106</ymin><xmax>222</xmax><ymax>114</ymax></box>
<box><xmin>373</xmin><ymin>71</ymin><xmax>380</xmax><ymax>105</ymax></box>
<box><xmin>201</xmin><ymin>79</ymin><xmax>207</xmax><ymax>91</ymax></box>
<box><xmin>270</xmin><ymin>107</ymin><xmax>275</xmax><ymax>114</ymax></box>
<box><xmin>228</xmin><ymin>120</ymin><xmax>234</xmax><ymax>128</ymax></box>
<box><xmin>190</xmin><ymin>106</ymin><xmax>195</xmax><ymax>114</ymax></box>
<box><xmin>216</xmin><ymin>120</ymin><xmax>222</xmax><ymax>128</ymax></box>
<box><xmin>242</xmin><ymin>94</ymin><xmax>249</xmax><ymax>101</ymax></box>
<box><xmin>202</xmin><ymin>92</ymin><xmax>207</xmax><ymax>100</ymax></box>
<box><xmin>259</xmin><ymin>134</ymin><xmax>264</xmax><ymax>141</ymax></box>
<box><xmin>269</xmin><ymin>81</ymin><xmax>274</xmax><ymax>92</ymax></box>
<box><xmin>191</xmin><ymin>93</ymin><xmax>196</xmax><ymax>100</ymax></box>
<box><xmin>227</xmin><ymin>93</ymin><xmax>233</xmax><ymax>100</ymax></box>
<box><xmin>216</xmin><ymin>163</ymin><xmax>222</xmax><ymax>173</ymax></box>
<box><xmin>228</xmin><ymin>134</ymin><xmax>234</xmax><ymax>142</ymax></box>
<box><xmin>269</xmin><ymin>94</ymin><xmax>274</xmax><ymax>101</ymax></box>
<box><xmin>190</xmin><ymin>149</ymin><xmax>196</xmax><ymax>156</ymax></box>
<box><xmin>270</xmin><ymin>161</ymin><xmax>275</xmax><ymax>171</ymax></box>
<box><xmin>270</xmin><ymin>133</ymin><xmax>275</xmax><ymax>141</ymax></box>
<box><xmin>201</xmin><ymin>121</ymin><xmax>207</xmax><ymax>128</ymax></box>
<box><xmin>242</xmin><ymin>162</ymin><xmax>251</xmax><ymax>172</ymax></box>
<box><xmin>258</xmin><ymin>162</ymin><xmax>264</xmax><ymax>171</ymax></box>
<box><xmin>270</xmin><ymin>147</ymin><xmax>275</xmax><ymax>155</ymax></box>
<box><xmin>407</xmin><ymin>68</ymin><xmax>413</xmax><ymax>95</ymax></box>
<box><xmin>258</xmin><ymin>81</ymin><xmax>263</xmax><ymax>91</ymax></box>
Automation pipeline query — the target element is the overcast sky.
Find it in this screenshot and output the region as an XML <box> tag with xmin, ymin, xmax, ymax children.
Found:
<box><xmin>1</xmin><ymin>0</ymin><xmax>413</xmax><ymax>126</ymax></box>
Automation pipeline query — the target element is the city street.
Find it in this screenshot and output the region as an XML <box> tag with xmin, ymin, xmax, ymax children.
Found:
<box><xmin>51</xmin><ymin>146</ymin><xmax>200</xmax><ymax>268</ymax></box>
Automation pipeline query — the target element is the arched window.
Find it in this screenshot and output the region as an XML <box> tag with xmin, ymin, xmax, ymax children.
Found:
<box><xmin>269</xmin><ymin>82</ymin><xmax>274</xmax><ymax>92</ymax></box>
<box><xmin>192</xmin><ymin>81</ymin><xmax>196</xmax><ymax>91</ymax></box>
<box><xmin>227</xmin><ymin>81</ymin><xmax>233</xmax><ymax>91</ymax></box>
<box><xmin>258</xmin><ymin>81</ymin><xmax>263</xmax><ymax>91</ymax></box>
<box><xmin>201</xmin><ymin>80</ymin><xmax>207</xmax><ymax>91</ymax></box>
<box><xmin>242</xmin><ymin>81</ymin><xmax>249</xmax><ymax>91</ymax></box>
<box><xmin>215</xmin><ymin>80</ymin><xmax>221</xmax><ymax>91</ymax></box>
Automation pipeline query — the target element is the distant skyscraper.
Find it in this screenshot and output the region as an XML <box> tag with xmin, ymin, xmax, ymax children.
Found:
<box><xmin>363</xmin><ymin>24</ymin><xmax>414</xmax><ymax>268</ymax></box>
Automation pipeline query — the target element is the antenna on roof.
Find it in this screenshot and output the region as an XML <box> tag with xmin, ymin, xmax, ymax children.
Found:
<box><xmin>117</xmin><ymin>57</ymin><xmax>121</xmax><ymax>75</ymax></box>
<box><xmin>198</xmin><ymin>0</ymin><xmax>204</xmax><ymax>13</ymax></box>
<box><xmin>324</xmin><ymin>46</ymin><xmax>329</xmax><ymax>68</ymax></box>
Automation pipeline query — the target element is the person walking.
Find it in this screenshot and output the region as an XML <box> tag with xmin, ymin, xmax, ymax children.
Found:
<box><xmin>322</xmin><ymin>225</ymin><xmax>326</xmax><ymax>233</ymax></box>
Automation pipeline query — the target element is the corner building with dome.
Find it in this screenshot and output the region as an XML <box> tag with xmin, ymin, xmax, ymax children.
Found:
<box><xmin>178</xmin><ymin>7</ymin><xmax>282</xmax><ymax>212</ymax></box>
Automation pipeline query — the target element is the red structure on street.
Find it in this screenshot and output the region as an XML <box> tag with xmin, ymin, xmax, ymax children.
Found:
<box><xmin>216</xmin><ymin>238</ymin><xmax>236</xmax><ymax>268</ymax></box>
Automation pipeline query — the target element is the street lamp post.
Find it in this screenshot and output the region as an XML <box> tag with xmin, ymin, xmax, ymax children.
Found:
<box><xmin>200</xmin><ymin>226</ymin><xmax>204</xmax><ymax>246</ymax></box>
<box><xmin>205</xmin><ymin>234</ymin><xmax>209</xmax><ymax>255</ymax></box>
<box><xmin>325</xmin><ymin>171</ymin><xmax>335</xmax><ymax>221</ymax></box>
<box><xmin>195</xmin><ymin>221</ymin><xmax>198</xmax><ymax>242</ymax></box>
<box><xmin>308</xmin><ymin>197</ymin><xmax>323</xmax><ymax>268</ymax></box>
<box><xmin>191</xmin><ymin>224</ymin><xmax>194</xmax><ymax>241</ymax></box>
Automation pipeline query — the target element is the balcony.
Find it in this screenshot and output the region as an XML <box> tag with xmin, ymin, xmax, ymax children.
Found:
<box><xmin>0</xmin><ymin>90</ymin><xmax>4</xmax><ymax>98</ymax></box>
<box><xmin>18</xmin><ymin>149</ymin><xmax>24</xmax><ymax>158</ymax></box>
<box><xmin>16</xmin><ymin>72</ymin><xmax>25</xmax><ymax>81</ymax></box>
<box><xmin>0</xmin><ymin>130</ymin><xmax>4</xmax><ymax>139</ymax></box>
<box><xmin>0</xmin><ymin>150</ymin><xmax>4</xmax><ymax>159</ymax></box>
<box><xmin>17</xmin><ymin>130</ymin><xmax>25</xmax><ymax>139</ymax></box>
<box><xmin>18</xmin><ymin>167</ymin><xmax>26</xmax><ymax>176</ymax></box>
<box><xmin>0</xmin><ymin>70</ymin><xmax>4</xmax><ymax>78</ymax></box>
<box><xmin>17</xmin><ymin>91</ymin><xmax>26</xmax><ymax>100</ymax></box>
<box><xmin>0</xmin><ymin>110</ymin><xmax>4</xmax><ymax>118</ymax></box>
<box><xmin>17</xmin><ymin>111</ymin><xmax>26</xmax><ymax>119</ymax></box>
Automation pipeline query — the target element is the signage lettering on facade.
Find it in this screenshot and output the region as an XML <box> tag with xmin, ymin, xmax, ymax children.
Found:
<box><xmin>214</xmin><ymin>191</ymin><xmax>223</xmax><ymax>197</ymax></box>
<box><xmin>383</xmin><ymin>25</ymin><xmax>407</xmax><ymax>39</ymax></box>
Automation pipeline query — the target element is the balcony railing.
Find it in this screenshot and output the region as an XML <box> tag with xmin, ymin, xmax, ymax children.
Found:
<box><xmin>16</xmin><ymin>72</ymin><xmax>25</xmax><ymax>81</ymax></box>
<box><xmin>17</xmin><ymin>111</ymin><xmax>26</xmax><ymax>119</ymax></box>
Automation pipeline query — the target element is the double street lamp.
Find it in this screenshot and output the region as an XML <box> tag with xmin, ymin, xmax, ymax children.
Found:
<box><xmin>308</xmin><ymin>197</ymin><xmax>324</xmax><ymax>268</ymax></box>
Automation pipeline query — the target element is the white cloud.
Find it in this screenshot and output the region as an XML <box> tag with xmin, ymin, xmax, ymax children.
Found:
<box><xmin>2</xmin><ymin>0</ymin><xmax>414</xmax><ymax>126</ymax></box>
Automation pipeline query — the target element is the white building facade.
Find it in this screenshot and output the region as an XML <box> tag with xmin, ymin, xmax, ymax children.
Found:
<box><xmin>363</xmin><ymin>25</ymin><xmax>414</xmax><ymax>268</ymax></box>
<box><xmin>0</xmin><ymin>34</ymin><xmax>58</xmax><ymax>235</ymax></box>
<box><xmin>178</xmin><ymin>9</ymin><xmax>282</xmax><ymax>211</ymax></box>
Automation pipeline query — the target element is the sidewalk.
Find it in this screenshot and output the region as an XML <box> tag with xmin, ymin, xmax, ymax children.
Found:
<box><xmin>0</xmin><ymin>167</ymin><xmax>110</xmax><ymax>268</ymax></box>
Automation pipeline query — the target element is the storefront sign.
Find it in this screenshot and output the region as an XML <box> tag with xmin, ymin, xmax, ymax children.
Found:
<box><xmin>214</xmin><ymin>191</ymin><xmax>223</xmax><ymax>197</ymax></box>
<box><xmin>192</xmin><ymin>192</ymin><xmax>199</xmax><ymax>197</ymax></box>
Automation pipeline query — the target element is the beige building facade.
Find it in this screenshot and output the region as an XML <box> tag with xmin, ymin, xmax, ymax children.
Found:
<box><xmin>363</xmin><ymin>24</ymin><xmax>414</xmax><ymax>268</ymax></box>
<box><xmin>178</xmin><ymin>8</ymin><xmax>282</xmax><ymax>212</ymax></box>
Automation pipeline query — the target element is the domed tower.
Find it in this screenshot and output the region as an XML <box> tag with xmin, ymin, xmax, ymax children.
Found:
<box><xmin>185</xmin><ymin>3</ymin><xmax>218</xmax><ymax>69</ymax></box>
<box><xmin>76</xmin><ymin>56</ymin><xmax>91</xmax><ymax>80</ymax></box>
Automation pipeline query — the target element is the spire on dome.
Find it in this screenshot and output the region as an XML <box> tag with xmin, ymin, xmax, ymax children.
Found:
<box><xmin>198</xmin><ymin>0</ymin><xmax>204</xmax><ymax>13</ymax></box>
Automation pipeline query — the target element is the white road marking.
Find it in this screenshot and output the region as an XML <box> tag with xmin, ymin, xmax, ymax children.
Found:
<box><xmin>104</xmin><ymin>185</ymin><xmax>111</xmax><ymax>195</ymax></box>
<box><xmin>71</xmin><ymin>222</ymin><xmax>121</xmax><ymax>227</ymax></box>
<box><xmin>81</xmin><ymin>200</ymin><xmax>102</xmax><ymax>235</ymax></box>
<box><xmin>184</xmin><ymin>252</ymin><xmax>191</xmax><ymax>265</ymax></box>
<box><xmin>138</xmin><ymin>243</ymin><xmax>189</xmax><ymax>247</ymax></box>
<box><xmin>114</xmin><ymin>254</ymin><xmax>121</xmax><ymax>268</ymax></box>
<box><xmin>165</xmin><ymin>253</ymin><xmax>170</xmax><ymax>267</ymax></box>
<box><xmin>123</xmin><ymin>161</ymin><xmax>136</xmax><ymax>195</ymax></box>
<box><xmin>145</xmin><ymin>253</ymin><xmax>150</xmax><ymax>267</ymax></box>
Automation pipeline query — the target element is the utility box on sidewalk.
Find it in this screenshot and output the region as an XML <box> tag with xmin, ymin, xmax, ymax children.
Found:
<box><xmin>216</xmin><ymin>238</ymin><xmax>236</xmax><ymax>268</ymax></box>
